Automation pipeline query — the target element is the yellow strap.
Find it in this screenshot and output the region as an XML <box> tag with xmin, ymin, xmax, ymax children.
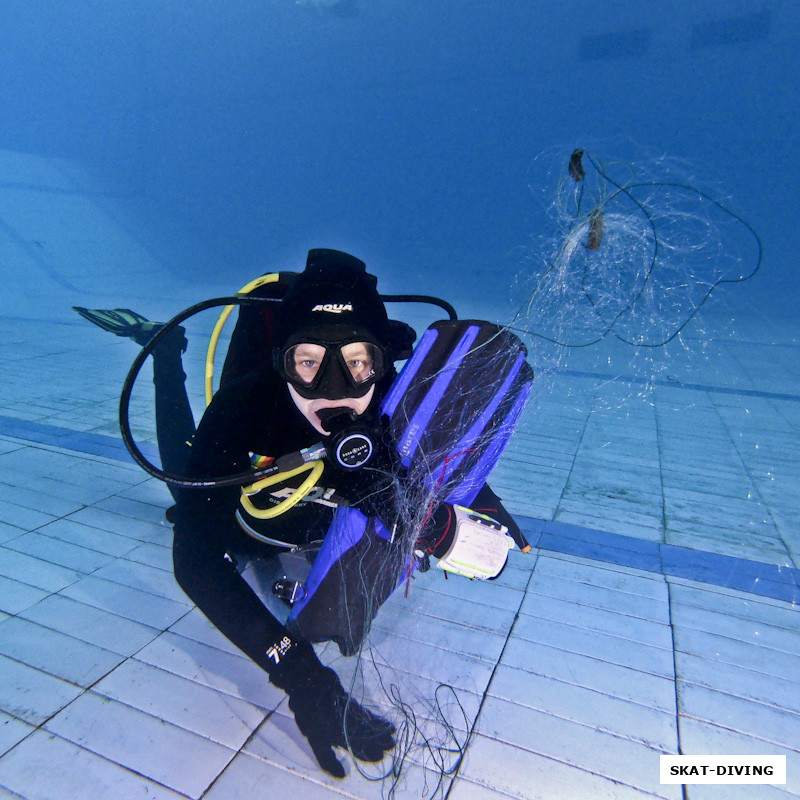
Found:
<box><xmin>204</xmin><ymin>273</ymin><xmax>281</xmax><ymax>406</ymax></box>
<box><xmin>239</xmin><ymin>460</ymin><xmax>325</xmax><ymax>520</ymax></box>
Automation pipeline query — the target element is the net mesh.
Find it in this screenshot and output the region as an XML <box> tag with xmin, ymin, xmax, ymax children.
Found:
<box><xmin>315</xmin><ymin>148</ymin><xmax>762</xmax><ymax>796</ymax></box>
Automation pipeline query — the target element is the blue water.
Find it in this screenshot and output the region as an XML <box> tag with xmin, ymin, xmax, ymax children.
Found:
<box><xmin>1</xmin><ymin>5</ymin><xmax>800</xmax><ymax>796</ymax></box>
<box><xmin>2</xmin><ymin>0</ymin><xmax>797</xmax><ymax>313</ymax></box>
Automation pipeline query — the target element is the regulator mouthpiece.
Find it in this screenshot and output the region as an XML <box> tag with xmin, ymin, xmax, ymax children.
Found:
<box><xmin>317</xmin><ymin>407</ymin><xmax>376</xmax><ymax>470</ymax></box>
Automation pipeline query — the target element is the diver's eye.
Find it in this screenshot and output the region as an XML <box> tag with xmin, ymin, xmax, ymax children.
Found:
<box><xmin>340</xmin><ymin>343</ymin><xmax>375</xmax><ymax>383</ymax></box>
<box><xmin>293</xmin><ymin>357</ymin><xmax>321</xmax><ymax>383</ymax></box>
<box><xmin>287</xmin><ymin>343</ymin><xmax>327</xmax><ymax>384</ymax></box>
<box><xmin>346</xmin><ymin>360</ymin><xmax>374</xmax><ymax>383</ymax></box>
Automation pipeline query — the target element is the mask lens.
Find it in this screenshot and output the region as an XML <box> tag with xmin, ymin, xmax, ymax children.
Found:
<box><xmin>284</xmin><ymin>343</ymin><xmax>327</xmax><ymax>386</ymax></box>
<box><xmin>282</xmin><ymin>340</ymin><xmax>386</xmax><ymax>397</ymax></box>
<box><xmin>339</xmin><ymin>342</ymin><xmax>383</xmax><ymax>385</ymax></box>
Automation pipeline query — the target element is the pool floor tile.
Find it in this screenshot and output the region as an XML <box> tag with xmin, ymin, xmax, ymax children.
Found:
<box><xmin>678</xmin><ymin>717</ymin><xmax>799</xmax><ymax>795</ymax></box>
<box><xmin>501</xmin><ymin>637</ymin><xmax>678</xmax><ymax>713</ymax></box>
<box><xmin>202</xmin><ymin>751</ymin><xmax>354</xmax><ymax>800</ymax></box>
<box><xmin>0</xmin><ymin>711</ymin><xmax>34</xmax><ymax>758</ymax></box>
<box><xmin>0</xmin><ymin>730</ymin><xmax>187</xmax><ymax>800</ymax></box>
<box><xmin>0</xmin><ymin>617</ymin><xmax>123</xmax><ymax>688</ymax></box>
<box><xmin>18</xmin><ymin>594</ymin><xmax>161</xmax><ymax>656</ymax></box>
<box><xmin>135</xmin><ymin>631</ymin><xmax>285</xmax><ymax>711</ymax></box>
<box><xmin>512</xmin><ymin>614</ymin><xmax>675</xmax><ymax>677</ymax></box>
<box><xmin>523</xmin><ymin>591</ymin><xmax>674</xmax><ymax>647</ymax></box>
<box><xmin>59</xmin><ymin>574</ymin><xmax>191</xmax><ymax>630</ymax></box>
<box><xmin>489</xmin><ymin>664</ymin><xmax>677</xmax><ymax>750</ymax></box>
<box><xmin>0</xmin><ymin>654</ymin><xmax>83</xmax><ymax>726</ymax></box>
<box><xmin>522</xmin><ymin>573</ymin><xmax>671</xmax><ymax>624</ymax></box>
<box><xmin>459</xmin><ymin>734</ymin><xmax>678</xmax><ymax>800</ymax></box>
<box><xmin>0</xmin><ymin>575</ymin><xmax>49</xmax><ymax>616</ymax></box>
<box><xmin>32</xmin><ymin>518</ymin><xmax>141</xmax><ymax>558</ymax></box>
<box><xmin>678</xmin><ymin>682</ymin><xmax>800</xmax><ymax>752</ymax></box>
<box><xmin>476</xmin><ymin>696</ymin><xmax>679</xmax><ymax>797</ymax></box>
<box><xmin>2</xmin><ymin>532</ymin><xmax>116</xmax><ymax>573</ymax></box>
<box><xmin>677</xmin><ymin>651</ymin><xmax>800</xmax><ymax>715</ymax></box>
<box><xmin>44</xmin><ymin>691</ymin><xmax>235</xmax><ymax>798</ymax></box>
<box><xmin>0</xmin><ymin>547</ymin><xmax>83</xmax><ymax>593</ymax></box>
<box><xmin>92</xmin><ymin>658</ymin><xmax>268</xmax><ymax>750</ymax></box>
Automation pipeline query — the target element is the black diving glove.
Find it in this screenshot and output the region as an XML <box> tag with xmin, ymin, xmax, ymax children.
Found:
<box><xmin>269</xmin><ymin>637</ymin><xmax>396</xmax><ymax>777</ymax></box>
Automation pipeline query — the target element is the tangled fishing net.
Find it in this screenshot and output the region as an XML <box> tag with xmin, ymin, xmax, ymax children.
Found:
<box><xmin>502</xmin><ymin>147</ymin><xmax>765</xmax><ymax>416</ymax></box>
<box><xmin>513</xmin><ymin>147</ymin><xmax>761</xmax><ymax>349</ymax></box>
<box><xmin>315</xmin><ymin>148</ymin><xmax>762</xmax><ymax>797</ymax></box>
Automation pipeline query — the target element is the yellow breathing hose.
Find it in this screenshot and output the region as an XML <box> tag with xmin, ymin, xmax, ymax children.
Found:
<box><xmin>239</xmin><ymin>460</ymin><xmax>325</xmax><ymax>520</ymax></box>
<box><xmin>204</xmin><ymin>272</ymin><xmax>281</xmax><ymax>406</ymax></box>
<box><xmin>204</xmin><ymin>273</ymin><xmax>325</xmax><ymax>519</ymax></box>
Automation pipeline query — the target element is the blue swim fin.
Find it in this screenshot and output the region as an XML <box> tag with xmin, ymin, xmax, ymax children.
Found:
<box><xmin>383</xmin><ymin>319</ymin><xmax>533</xmax><ymax>508</ymax></box>
<box><xmin>287</xmin><ymin>320</ymin><xmax>534</xmax><ymax>654</ymax></box>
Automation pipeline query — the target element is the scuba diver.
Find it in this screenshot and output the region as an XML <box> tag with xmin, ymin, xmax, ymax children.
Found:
<box><xmin>75</xmin><ymin>248</ymin><xmax>532</xmax><ymax>778</ymax></box>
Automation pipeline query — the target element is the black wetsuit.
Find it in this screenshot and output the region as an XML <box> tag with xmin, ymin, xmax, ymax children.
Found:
<box><xmin>172</xmin><ymin>365</ymin><xmax>340</xmax><ymax>673</ymax></box>
<box><xmin>172</xmin><ymin>363</ymin><xmax>519</xmax><ymax>677</ymax></box>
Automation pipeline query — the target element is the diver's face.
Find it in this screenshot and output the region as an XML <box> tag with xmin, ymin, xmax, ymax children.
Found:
<box><xmin>281</xmin><ymin>337</ymin><xmax>384</xmax><ymax>434</ymax></box>
<box><xmin>288</xmin><ymin>383</ymin><xmax>375</xmax><ymax>435</ymax></box>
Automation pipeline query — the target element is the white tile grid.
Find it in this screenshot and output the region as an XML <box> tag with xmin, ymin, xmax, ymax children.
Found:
<box><xmin>0</xmin><ymin>489</ymin><xmax>793</xmax><ymax>800</ymax></box>
<box><xmin>657</xmin><ymin>390</ymin><xmax>798</xmax><ymax>565</ymax></box>
<box><xmin>513</xmin><ymin>327</ymin><xmax>800</xmax><ymax>566</ymax></box>
<box><xmin>464</xmin><ymin>555</ymin><xmax>681</xmax><ymax>798</ymax></box>
<box><xmin>0</xmin><ymin>731</ymin><xmax>188</xmax><ymax>800</ymax></box>
<box><xmin>669</xmin><ymin>579</ymin><xmax>800</xmax><ymax>798</ymax></box>
<box><xmin>0</xmin><ymin>435</ymin><xmax>210</xmax><ymax>797</ymax></box>
<box><xmin>714</xmin><ymin>399</ymin><xmax>800</xmax><ymax>565</ymax></box>
<box><xmin>0</xmin><ymin>442</ymin><xmax>667</xmax><ymax>800</ymax></box>
<box><xmin>451</xmin><ymin>548</ymin><xmax>800</xmax><ymax>800</ymax></box>
<box><xmin>0</xmin><ymin>512</ymin><xmax>512</xmax><ymax>791</ymax></box>
<box><xmin>0</xmin><ymin>260</ymin><xmax>799</xmax><ymax>799</ymax></box>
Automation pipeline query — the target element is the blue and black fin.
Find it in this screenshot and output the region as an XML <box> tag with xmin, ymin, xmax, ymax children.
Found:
<box><xmin>72</xmin><ymin>306</ymin><xmax>171</xmax><ymax>348</ymax></box>
<box><xmin>73</xmin><ymin>306</ymin><xmax>150</xmax><ymax>336</ymax></box>
<box><xmin>383</xmin><ymin>319</ymin><xmax>534</xmax><ymax>507</ymax></box>
<box><xmin>287</xmin><ymin>320</ymin><xmax>534</xmax><ymax>654</ymax></box>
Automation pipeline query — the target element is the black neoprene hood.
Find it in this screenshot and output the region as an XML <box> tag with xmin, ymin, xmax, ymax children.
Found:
<box><xmin>274</xmin><ymin>249</ymin><xmax>392</xmax><ymax>350</ymax></box>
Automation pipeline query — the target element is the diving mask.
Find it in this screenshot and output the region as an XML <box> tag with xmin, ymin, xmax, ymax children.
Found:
<box><xmin>279</xmin><ymin>338</ymin><xmax>387</xmax><ymax>400</ymax></box>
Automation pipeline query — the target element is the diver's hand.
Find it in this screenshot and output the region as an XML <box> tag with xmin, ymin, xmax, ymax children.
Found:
<box><xmin>288</xmin><ymin>670</ymin><xmax>396</xmax><ymax>777</ymax></box>
<box><xmin>416</xmin><ymin>502</ymin><xmax>456</xmax><ymax>558</ymax></box>
<box><xmin>270</xmin><ymin>638</ymin><xmax>395</xmax><ymax>776</ymax></box>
